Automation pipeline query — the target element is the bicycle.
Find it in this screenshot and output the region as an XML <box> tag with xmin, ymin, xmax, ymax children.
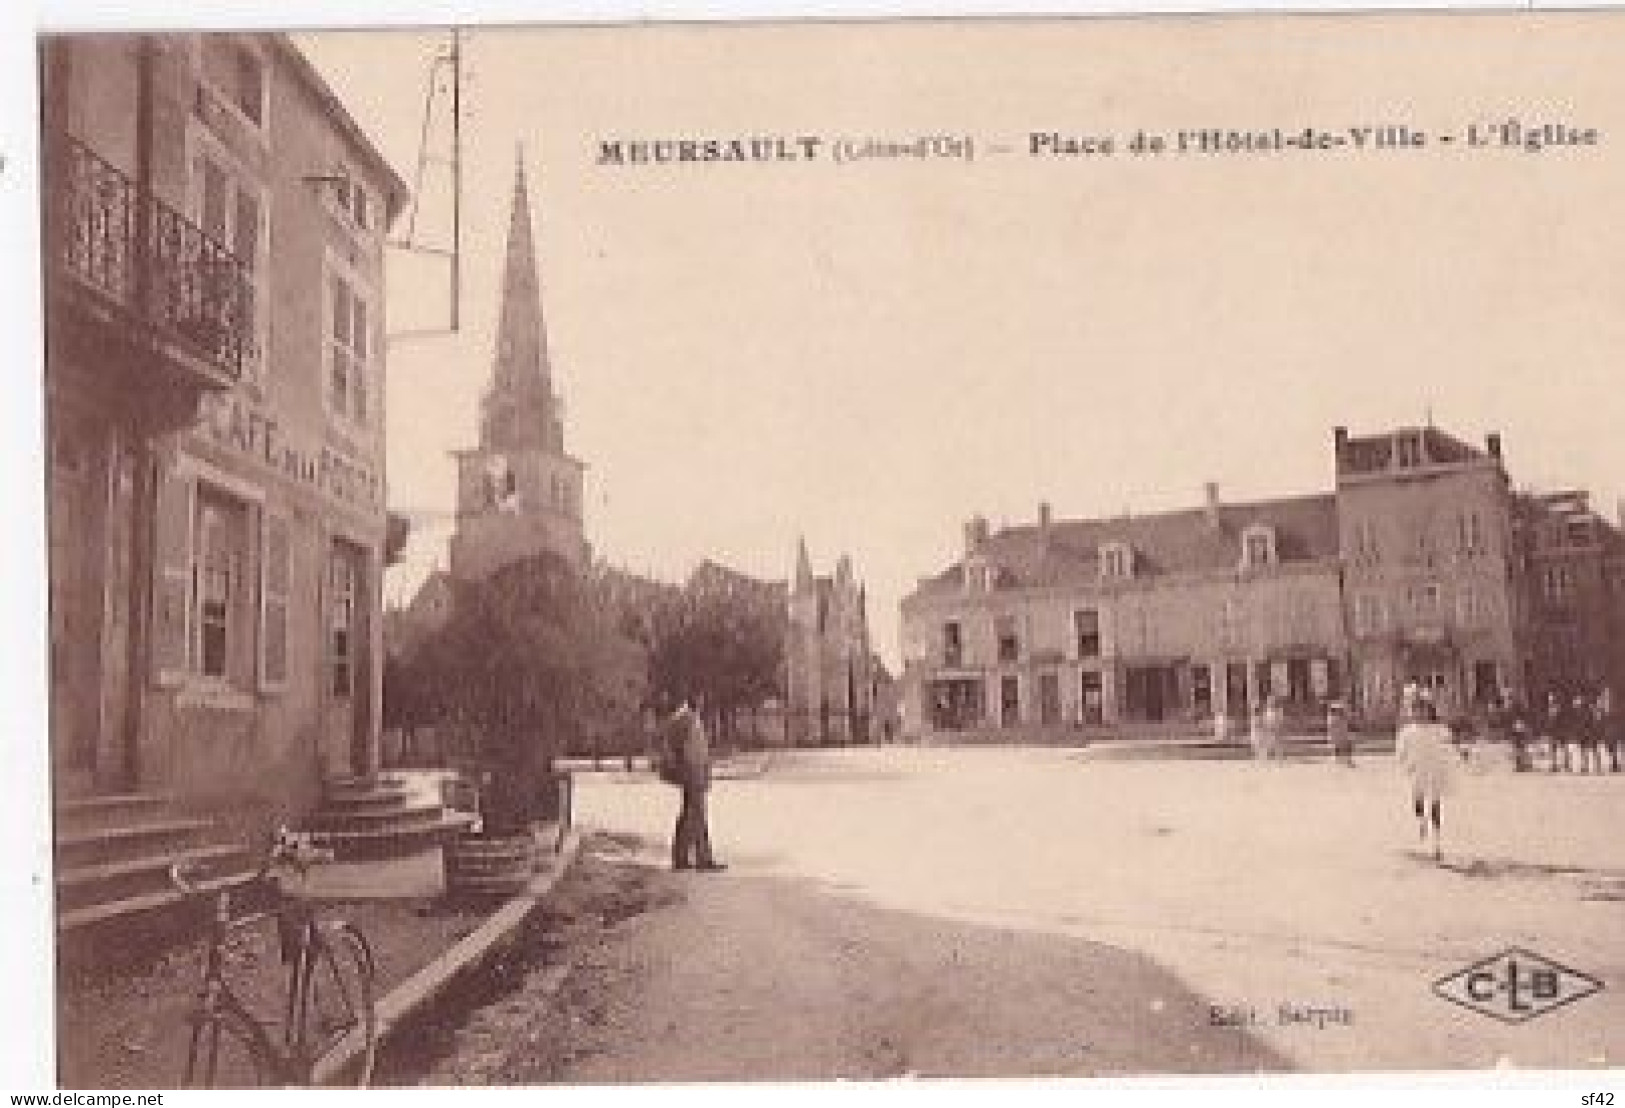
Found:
<box><xmin>170</xmin><ymin>828</ymin><xmax>379</xmax><ymax>1087</ymax></box>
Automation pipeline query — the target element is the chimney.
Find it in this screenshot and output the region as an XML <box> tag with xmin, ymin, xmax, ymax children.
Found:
<box><xmin>963</xmin><ymin>514</ymin><xmax>989</xmax><ymax>557</ymax></box>
<box><xmin>1486</xmin><ymin>432</ymin><xmax>1502</xmax><ymax>462</ymax></box>
<box><xmin>1203</xmin><ymin>482</ymin><xmax>1221</xmax><ymax>527</ymax></box>
<box><xmin>1617</xmin><ymin>497</ymin><xmax>1625</xmax><ymax>531</ymax></box>
<box><xmin>1038</xmin><ymin>501</ymin><xmax>1053</xmax><ymax>537</ymax></box>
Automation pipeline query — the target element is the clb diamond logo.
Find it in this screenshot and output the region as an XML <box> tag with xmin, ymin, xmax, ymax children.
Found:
<box><xmin>1432</xmin><ymin>947</ymin><xmax>1603</xmax><ymax>1024</ymax></box>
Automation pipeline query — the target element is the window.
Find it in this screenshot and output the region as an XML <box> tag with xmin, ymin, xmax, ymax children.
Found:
<box><xmin>1566</xmin><ymin>519</ymin><xmax>1593</xmax><ymax>548</ymax></box>
<box><xmin>1396</xmin><ymin>433</ymin><xmax>1423</xmax><ymax>467</ymax></box>
<box><xmin>1241</xmin><ymin>525</ymin><xmax>1276</xmax><ymax>569</ymax></box>
<box><xmin>327</xmin><ymin>165</ymin><xmax>374</xmax><ymax>233</ymax></box>
<box><xmin>190</xmin><ymin>486</ymin><xmax>251</xmax><ymax>684</ymax></box>
<box><xmin>1456</xmin><ymin>587</ymin><xmax>1488</xmax><ymax>628</ymax></box>
<box><xmin>201</xmin><ymin>36</ymin><xmax>267</xmax><ymax>128</ymax></box>
<box><xmin>1543</xmin><ymin>565</ymin><xmax>1575</xmax><ymax>602</ymax></box>
<box><xmin>995</xmin><ymin>615</ymin><xmax>1019</xmax><ymax>663</ymax></box>
<box><xmin>1354</xmin><ymin>593</ymin><xmax>1385</xmax><ymax>635</ymax></box>
<box><xmin>1100</xmin><ymin>542</ymin><xmax>1132</xmax><ymax>580</ymax></box>
<box><xmin>1192</xmin><ymin>665</ymin><xmax>1213</xmax><ymax>717</ymax></box>
<box><xmin>943</xmin><ymin>622</ymin><xmax>962</xmax><ymax>667</ymax></box>
<box><xmin>1350</xmin><ymin>518</ymin><xmax>1381</xmax><ymax>563</ymax></box>
<box><xmin>1409</xmin><ymin>581</ymin><xmax>1442</xmax><ymax>618</ymax></box>
<box><xmin>189</xmin><ymin>135</ymin><xmax>266</xmax><ymax>379</ymax></box>
<box><xmin>327</xmin><ymin>268</ymin><xmax>372</xmax><ymax>424</ymax></box>
<box><xmin>1074</xmin><ymin>609</ymin><xmax>1100</xmax><ymax>658</ymax></box>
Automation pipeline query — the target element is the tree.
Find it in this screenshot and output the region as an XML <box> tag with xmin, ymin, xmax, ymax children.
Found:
<box><xmin>643</xmin><ymin>570</ymin><xmax>785</xmax><ymax>746</ymax></box>
<box><xmin>413</xmin><ymin>552</ymin><xmax>647</xmax><ymax>831</ymax></box>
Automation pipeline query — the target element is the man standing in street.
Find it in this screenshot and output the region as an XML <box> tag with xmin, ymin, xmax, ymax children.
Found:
<box><xmin>665</xmin><ymin>701</ymin><xmax>726</xmax><ymax>873</ymax></box>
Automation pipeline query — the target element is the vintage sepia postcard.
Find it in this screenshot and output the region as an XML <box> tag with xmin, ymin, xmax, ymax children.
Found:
<box><xmin>17</xmin><ymin>6</ymin><xmax>1625</xmax><ymax>1096</ymax></box>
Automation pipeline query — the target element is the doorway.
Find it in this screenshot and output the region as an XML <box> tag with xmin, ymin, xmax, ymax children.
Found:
<box><xmin>324</xmin><ymin>541</ymin><xmax>372</xmax><ymax>778</ymax></box>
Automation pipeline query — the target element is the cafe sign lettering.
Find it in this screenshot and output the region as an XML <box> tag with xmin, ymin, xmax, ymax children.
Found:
<box><xmin>198</xmin><ymin>393</ymin><xmax>381</xmax><ymax>510</ymax></box>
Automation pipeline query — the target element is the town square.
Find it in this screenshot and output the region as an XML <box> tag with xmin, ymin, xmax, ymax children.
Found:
<box><xmin>14</xmin><ymin>12</ymin><xmax>1625</xmax><ymax>1093</ymax></box>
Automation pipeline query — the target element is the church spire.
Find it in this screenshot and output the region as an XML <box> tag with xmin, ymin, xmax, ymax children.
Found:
<box><xmin>794</xmin><ymin>536</ymin><xmax>814</xmax><ymax>594</ymax></box>
<box><xmin>481</xmin><ymin>146</ymin><xmax>563</xmax><ymax>453</ymax></box>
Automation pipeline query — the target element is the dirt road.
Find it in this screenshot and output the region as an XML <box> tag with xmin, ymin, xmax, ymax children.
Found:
<box><xmin>387</xmin><ymin>834</ymin><xmax>1285</xmax><ymax>1083</ymax></box>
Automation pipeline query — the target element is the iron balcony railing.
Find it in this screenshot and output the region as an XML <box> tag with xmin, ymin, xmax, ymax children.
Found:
<box><xmin>51</xmin><ymin>131</ymin><xmax>254</xmax><ymax>383</ymax></box>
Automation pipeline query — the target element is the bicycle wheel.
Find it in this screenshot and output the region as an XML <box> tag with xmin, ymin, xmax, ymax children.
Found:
<box><xmin>183</xmin><ymin>1005</ymin><xmax>276</xmax><ymax>1088</ymax></box>
<box><xmin>296</xmin><ymin>920</ymin><xmax>378</xmax><ymax>1086</ymax></box>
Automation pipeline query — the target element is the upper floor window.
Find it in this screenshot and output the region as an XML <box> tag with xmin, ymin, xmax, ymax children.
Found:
<box><xmin>1348</xmin><ymin>518</ymin><xmax>1380</xmax><ymax>563</ymax></box>
<box><xmin>1566</xmin><ymin>519</ymin><xmax>1594</xmax><ymax>548</ymax></box>
<box><xmin>1544</xmin><ymin>565</ymin><xmax>1575</xmax><ymax>602</ymax></box>
<box><xmin>326</xmin><ymin>264</ymin><xmax>373</xmax><ymax>426</ymax></box>
<box><xmin>1354</xmin><ymin>592</ymin><xmax>1385</xmax><ymax>635</ymax></box>
<box><xmin>943</xmin><ymin>621</ymin><xmax>963</xmax><ymax>667</ymax></box>
<box><xmin>964</xmin><ymin>556</ymin><xmax>995</xmax><ymax>592</ymax></box>
<box><xmin>1456</xmin><ymin>510</ymin><xmax>1488</xmax><ymax>556</ymax></box>
<box><xmin>1100</xmin><ymin>542</ymin><xmax>1133</xmax><ymax>580</ymax></box>
<box><xmin>324</xmin><ymin>163</ymin><xmax>374</xmax><ymax>235</ymax></box>
<box><xmin>1241</xmin><ymin>525</ymin><xmax>1276</xmax><ymax>569</ymax></box>
<box><xmin>1074</xmin><ymin>609</ymin><xmax>1100</xmax><ymax>658</ymax></box>
<box><xmin>1408</xmin><ymin>581</ymin><xmax>1443</xmax><ymax>618</ymax></box>
<box><xmin>1396</xmin><ymin>432</ymin><xmax>1423</xmax><ymax>468</ymax></box>
<box><xmin>995</xmin><ymin>615</ymin><xmax>1020</xmax><ymax>664</ymax></box>
<box><xmin>201</xmin><ymin>36</ymin><xmax>267</xmax><ymax>129</ymax></box>
<box><xmin>188</xmin><ymin>131</ymin><xmax>266</xmax><ymax>382</ymax></box>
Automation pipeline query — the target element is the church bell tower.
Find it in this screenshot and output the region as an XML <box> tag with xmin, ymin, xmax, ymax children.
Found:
<box><xmin>449</xmin><ymin>151</ymin><xmax>588</xmax><ymax>581</ymax></box>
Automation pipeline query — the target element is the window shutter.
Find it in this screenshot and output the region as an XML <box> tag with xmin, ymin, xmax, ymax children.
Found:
<box><xmin>259</xmin><ymin>512</ymin><xmax>291</xmax><ymax>690</ymax></box>
<box><xmin>151</xmin><ymin>467</ymin><xmax>194</xmax><ymax>685</ymax></box>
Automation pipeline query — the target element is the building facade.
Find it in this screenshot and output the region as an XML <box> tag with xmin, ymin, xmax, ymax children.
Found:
<box><xmin>900</xmin><ymin>492</ymin><xmax>1347</xmax><ymax>739</ymax></box>
<box><xmin>43</xmin><ymin>33</ymin><xmax>406</xmax><ymax>829</ymax></box>
<box><xmin>787</xmin><ymin>541</ymin><xmax>877</xmax><ymax>744</ymax></box>
<box><xmin>447</xmin><ymin>156</ymin><xmax>587</xmax><ymax>582</ymax></box>
<box><xmin>1336</xmin><ymin>427</ymin><xmax>1525</xmax><ymax>719</ymax></box>
<box><xmin>1517</xmin><ymin>490</ymin><xmax>1625</xmax><ymax>701</ymax></box>
<box><xmin>900</xmin><ymin>424</ymin><xmax>1623</xmax><ymax>740</ymax></box>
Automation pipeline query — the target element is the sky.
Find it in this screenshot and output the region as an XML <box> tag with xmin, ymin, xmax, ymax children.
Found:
<box><xmin>295</xmin><ymin>15</ymin><xmax>1625</xmax><ymax>666</ymax></box>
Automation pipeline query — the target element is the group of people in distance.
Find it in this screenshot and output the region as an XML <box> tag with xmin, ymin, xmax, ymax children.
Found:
<box><xmin>1395</xmin><ymin>680</ymin><xmax>1622</xmax><ymax>864</ymax></box>
<box><xmin>1242</xmin><ymin>694</ymin><xmax>1356</xmax><ymax>765</ymax></box>
<box><xmin>1488</xmin><ymin>686</ymin><xmax>1622</xmax><ymax>775</ymax></box>
<box><xmin>1241</xmin><ymin>679</ymin><xmax>1619</xmax><ymax>865</ymax></box>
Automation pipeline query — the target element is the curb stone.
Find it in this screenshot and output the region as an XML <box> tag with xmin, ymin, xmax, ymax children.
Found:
<box><xmin>310</xmin><ymin>828</ymin><xmax>584</xmax><ymax>1085</ymax></box>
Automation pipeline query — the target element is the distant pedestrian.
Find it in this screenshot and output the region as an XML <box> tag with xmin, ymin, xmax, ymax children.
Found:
<box><xmin>1327</xmin><ymin>699</ymin><xmax>1354</xmax><ymax>767</ymax></box>
<box><xmin>1400</xmin><ymin>679</ymin><xmax>1424</xmax><ymax>724</ymax></box>
<box><xmin>1602</xmin><ymin>687</ymin><xmax>1623</xmax><ymax>773</ymax></box>
<box><xmin>661</xmin><ymin>702</ymin><xmax>726</xmax><ymax>873</ymax></box>
<box><xmin>1263</xmin><ymin>695</ymin><xmax>1285</xmax><ymax>760</ymax></box>
<box><xmin>1395</xmin><ymin>697</ymin><xmax>1457</xmax><ymax>863</ymax></box>
<box><xmin>1541</xmin><ymin>692</ymin><xmax>1569</xmax><ymax>773</ymax></box>
<box><xmin>1502</xmin><ymin>695</ymin><xmax>1532</xmax><ymax>772</ymax></box>
<box><xmin>1577</xmin><ymin>692</ymin><xmax>1603</xmax><ymax>775</ymax></box>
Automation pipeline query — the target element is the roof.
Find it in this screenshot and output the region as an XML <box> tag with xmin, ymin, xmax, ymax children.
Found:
<box><xmin>273</xmin><ymin>35</ymin><xmax>410</xmax><ymax>218</ymax></box>
<box><xmin>912</xmin><ymin>492</ymin><xmax>1340</xmax><ymax>599</ymax></box>
<box><xmin>1338</xmin><ymin>425</ymin><xmax>1488</xmax><ymax>476</ymax></box>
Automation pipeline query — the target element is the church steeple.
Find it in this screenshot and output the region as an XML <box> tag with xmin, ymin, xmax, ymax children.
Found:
<box><xmin>795</xmin><ymin>536</ymin><xmax>814</xmax><ymax>594</ymax></box>
<box><xmin>481</xmin><ymin>148</ymin><xmax>563</xmax><ymax>453</ymax></box>
<box><xmin>449</xmin><ymin>144</ymin><xmax>589</xmax><ymax>582</ymax></box>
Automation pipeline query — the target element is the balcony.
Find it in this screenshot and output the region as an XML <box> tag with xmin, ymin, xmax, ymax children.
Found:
<box><xmin>46</xmin><ymin>132</ymin><xmax>254</xmax><ymax>390</ymax></box>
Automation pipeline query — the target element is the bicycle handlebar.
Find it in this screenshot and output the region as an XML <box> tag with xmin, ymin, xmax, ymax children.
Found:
<box><xmin>167</xmin><ymin>827</ymin><xmax>336</xmax><ymax>901</ymax></box>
